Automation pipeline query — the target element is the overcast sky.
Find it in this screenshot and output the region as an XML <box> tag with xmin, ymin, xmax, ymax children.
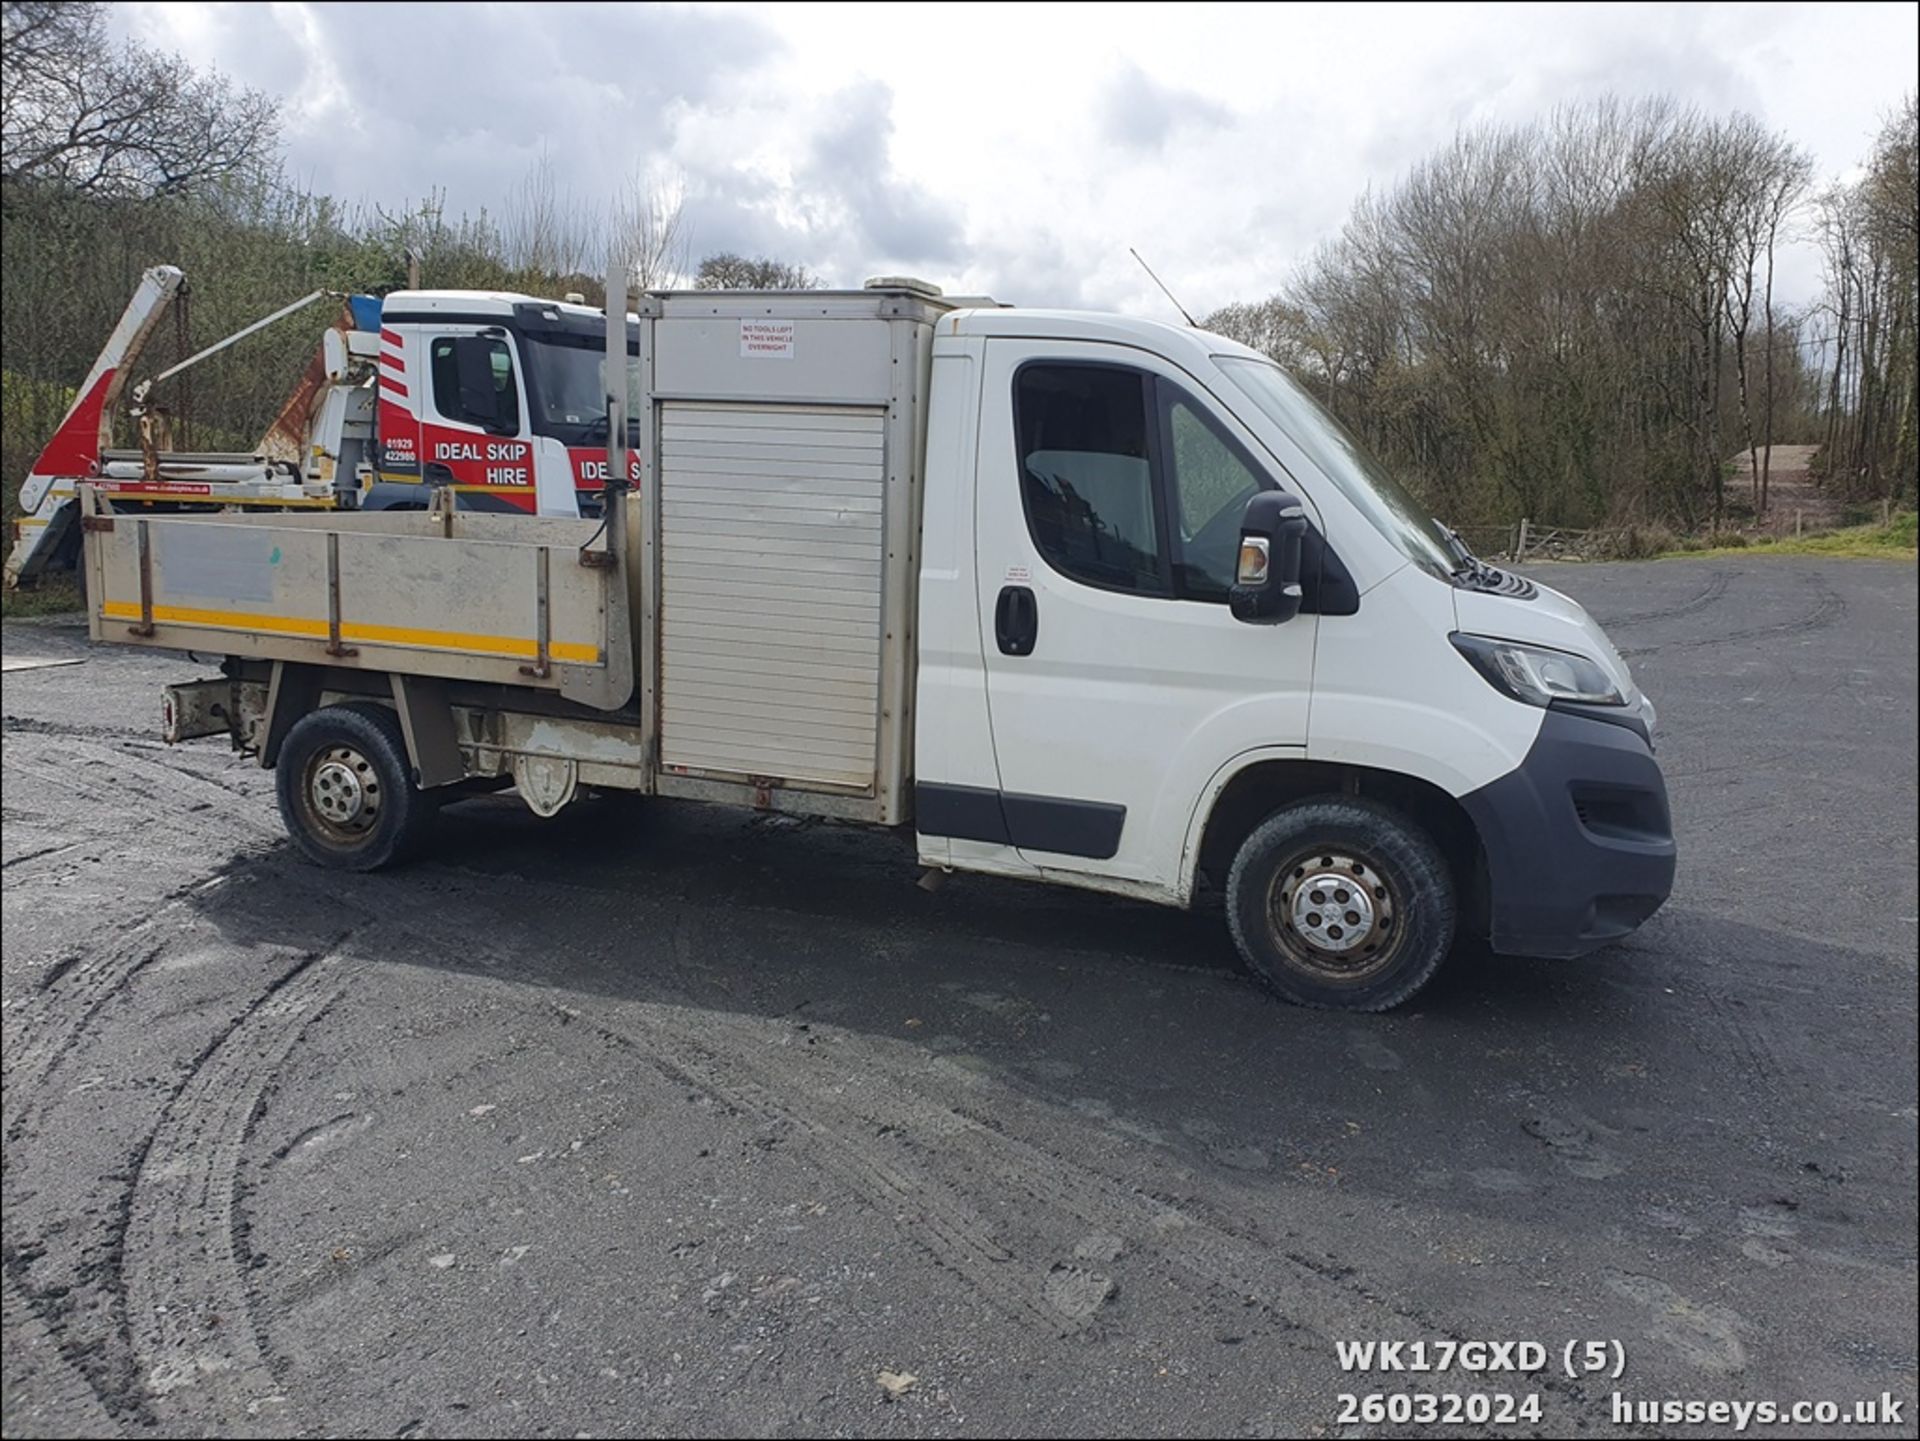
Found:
<box><xmin>115</xmin><ymin>1</ymin><xmax>1918</xmax><ymax>316</ymax></box>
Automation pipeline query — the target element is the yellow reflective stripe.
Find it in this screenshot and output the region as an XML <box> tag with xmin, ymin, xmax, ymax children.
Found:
<box><xmin>103</xmin><ymin>600</ymin><xmax>325</xmax><ymax>640</ymax></box>
<box><xmin>100</xmin><ymin>600</ymin><xmax>597</xmax><ymax>663</ymax></box>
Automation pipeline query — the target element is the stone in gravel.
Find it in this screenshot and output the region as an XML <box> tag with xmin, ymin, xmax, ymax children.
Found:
<box><xmin>876</xmin><ymin>1369</ymin><xmax>917</xmax><ymax>1399</ymax></box>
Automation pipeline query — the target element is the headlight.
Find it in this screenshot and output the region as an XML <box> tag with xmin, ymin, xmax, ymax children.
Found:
<box><xmin>1450</xmin><ymin>633</ymin><xmax>1626</xmax><ymax>707</ymax></box>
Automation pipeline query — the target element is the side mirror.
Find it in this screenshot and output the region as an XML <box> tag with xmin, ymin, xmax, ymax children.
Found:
<box><xmin>1229</xmin><ymin>490</ymin><xmax>1309</xmax><ymax>625</ymax></box>
<box><xmin>451</xmin><ymin>336</ymin><xmax>512</xmax><ymax>433</ymax></box>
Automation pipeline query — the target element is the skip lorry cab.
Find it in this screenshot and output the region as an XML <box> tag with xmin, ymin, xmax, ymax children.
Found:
<box><xmin>85</xmin><ymin>273</ymin><xmax>1675</xmax><ymax>1011</ymax></box>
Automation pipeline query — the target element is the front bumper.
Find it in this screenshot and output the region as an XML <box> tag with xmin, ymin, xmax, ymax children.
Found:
<box><xmin>1461</xmin><ymin>707</ymin><xmax>1676</xmax><ymax>959</ymax></box>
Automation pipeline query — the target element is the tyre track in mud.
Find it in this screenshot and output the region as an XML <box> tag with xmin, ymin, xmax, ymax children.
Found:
<box><xmin>1</xmin><ymin>720</ymin><xmax>314</xmax><ymax>1429</ymax></box>
<box><xmin>107</xmin><ymin>861</ymin><xmax>522</xmax><ymax>1428</ymax></box>
<box><xmin>120</xmin><ymin>939</ymin><xmax>356</xmax><ymax>1432</ymax></box>
<box><xmin>2</xmin><ymin>903</ymin><xmax>173</xmax><ymax>1426</ymax></box>
<box><xmin>190</xmin><ymin>858</ymin><xmax>1311</xmax><ymax>1351</ymax></box>
<box><xmin>2</xmin><ymin>725</ymin><xmax>278</xmax><ymax>1146</ymax></box>
<box><xmin>0</xmin><ymin>916</ymin><xmax>357</xmax><ymax>1430</ymax></box>
<box><xmin>1587</xmin><ymin>567</ymin><xmax>1731</xmax><ymax>630</ymax></box>
<box><xmin>1</xmin><ymin>1271</ymin><xmax>122</xmax><ymax>1440</ymax></box>
<box><xmin>3</xmin><ymin>925</ymin><xmax>169</xmax><ymax>1144</ymax></box>
<box><xmin>3</xmin><ymin>720</ymin><xmax>1603</xmax><ymax>1426</ymax></box>
<box><xmin>554</xmin><ymin>982</ymin><xmax>1604</xmax><ymax>1424</ymax></box>
<box><xmin>1</xmin><ymin>820</ymin><xmax>548</xmax><ymax>1425</ymax></box>
<box><xmin>591</xmin><ymin>1000</ymin><xmax>1539</xmax><ymax>1364</ymax></box>
<box><xmin>1618</xmin><ymin>569</ymin><xmax>1846</xmax><ymax>658</ymax></box>
<box><xmin>105</xmin><ymin>862</ymin><xmax>604</xmax><ymax>1428</ymax></box>
<box><xmin>2</xmin><ymin>731</ymin><xmax>278</xmax><ymax>845</ymax></box>
<box><xmin>328</xmin><ymin>871</ymin><xmax>1466</xmax><ymax>1358</ymax></box>
<box><xmin>377</xmin><ymin>865</ymin><xmax>1622</xmax><ymax>1409</ymax></box>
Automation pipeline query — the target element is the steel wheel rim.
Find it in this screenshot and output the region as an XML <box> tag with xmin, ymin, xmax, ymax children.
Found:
<box><xmin>1265</xmin><ymin>847</ymin><xmax>1403</xmax><ymax>983</ymax></box>
<box><xmin>302</xmin><ymin>743</ymin><xmax>381</xmax><ymax>844</ymax></box>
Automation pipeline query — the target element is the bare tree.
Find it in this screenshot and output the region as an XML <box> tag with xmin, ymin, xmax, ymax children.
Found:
<box><xmin>1200</xmin><ymin>296</ymin><xmax>1310</xmax><ymax>367</ymax></box>
<box><xmin>1720</xmin><ymin>123</ymin><xmax>1811</xmax><ymax>515</ymax></box>
<box><xmin>1</xmin><ymin>0</ymin><xmax>279</xmax><ymax>197</ymax></box>
<box><xmin>608</xmin><ymin>172</ymin><xmax>690</xmax><ymax>291</ymax></box>
<box><xmin>1812</xmin><ymin>97</ymin><xmax>1918</xmax><ymax>507</ymax></box>
<box><xmin>501</xmin><ymin>148</ymin><xmax>591</xmax><ymax>278</ymax></box>
<box><xmin>1755</xmin><ymin>143</ymin><xmax>1813</xmax><ymax>513</ymax></box>
<box><xmin>1205</xmin><ymin>97</ymin><xmax>1826</xmax><ymax>535</ymax></box>
<box><xmin>694</xmin><ymin>253</ymin><xmax>821</xmax><ymax>289</ymax></box>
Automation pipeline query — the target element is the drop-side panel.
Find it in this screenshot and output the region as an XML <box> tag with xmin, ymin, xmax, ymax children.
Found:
<box><xmin>658</xmin><ymin>402</ymin><xmax>887</xmax><ymax>790</ymax></box>
<box><xmin>82</xmin><ymin>503</ymin><xmax>627</xmax><ymax>707</ymax></box>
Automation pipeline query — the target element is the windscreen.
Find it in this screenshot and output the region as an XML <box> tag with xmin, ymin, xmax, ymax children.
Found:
<box><xmin>1217</xmin><ymin>357</ymin><xmax>1457</xmax><ymax>575</ymax></box>
<box><xmin>522</xmin><ymin>334</ymin><xmax>606</xmax><ymax>442</ymax></box>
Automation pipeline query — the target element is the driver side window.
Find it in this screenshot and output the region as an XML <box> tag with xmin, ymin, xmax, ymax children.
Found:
<box><xmin>1014</xmin><ymin>363</ymin><xmax>1167</xmax><ymax>595</ymax></box>
<box><xmin>430</xmin><ymin>335</ymin><xmax>519</xmax><ymax>430</ymax></box>
<box><xmin>1014</xmin><ymin>361</ymin><xmax>1277</xmax><ymax>603</ymax></box>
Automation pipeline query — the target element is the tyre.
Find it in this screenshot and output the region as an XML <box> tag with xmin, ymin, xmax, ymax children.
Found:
<box><xmin>1225</xmin><ymin>797</ymin><xmax>1456</xmax><ymax>1011</ymax></box>
<box><xmin>274</xmin><ymin>702</ymin><xmax>434</xmax><ymax>870</ymax></box>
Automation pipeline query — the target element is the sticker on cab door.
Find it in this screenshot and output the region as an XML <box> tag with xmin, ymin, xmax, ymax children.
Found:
<box><xmin>740</xmin><ymin>320</ymin><xmax>795</xmax><ymax>359</ymax></box>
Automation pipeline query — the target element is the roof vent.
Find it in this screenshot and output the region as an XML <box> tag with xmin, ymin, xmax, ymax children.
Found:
<box><xmin>563</xmin><ymin>291</ymin><xmax>586</xmax><ymax>305</ymax></box>
<box><xmin>864</xmin><ymin>276</ymin><xmax>943</xmax><ymax>298</ymax></box>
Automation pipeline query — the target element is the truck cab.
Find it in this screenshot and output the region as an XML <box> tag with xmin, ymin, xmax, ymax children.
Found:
<box><xmin>366</xmin><ymin>289</ymin><xmax>640</xmax><ymax>517</ymax></box>
<box><xmin>912</xmin><ymin>308</ymin><xmax>1674</xmax><ymax>1006</ymax></box>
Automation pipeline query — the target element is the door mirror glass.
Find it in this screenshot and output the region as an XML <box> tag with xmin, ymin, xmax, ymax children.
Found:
<box><xmin>1230</xmin><ymin>490</ymin><xmax>1308</xmax><ymax>624</ymax></box>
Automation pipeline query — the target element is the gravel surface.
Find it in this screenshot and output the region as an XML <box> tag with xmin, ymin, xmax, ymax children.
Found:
<box><xmin>2</xmin><ymin>556</ymin><xmax>1914</xmax><ymax>1438</ymax></box>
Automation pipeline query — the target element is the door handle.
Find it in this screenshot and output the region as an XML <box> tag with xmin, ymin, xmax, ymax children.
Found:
<box><xmin>995</xmin><ymin>584</ymin><xmax>1038</xmax><ymax>656</ymax></box>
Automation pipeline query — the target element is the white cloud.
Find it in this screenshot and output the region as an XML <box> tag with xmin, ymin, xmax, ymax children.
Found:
<box><xmin>113</xmin><ymin>1</ymin><xmax>1918</xmax><ymax>313</ymax></box>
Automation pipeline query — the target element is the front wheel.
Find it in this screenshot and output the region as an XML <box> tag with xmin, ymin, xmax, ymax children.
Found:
<box><xmin>1225</xmin><ymin>797</ymin><xmax>1456</xmax><ymax>1011</ymax></box>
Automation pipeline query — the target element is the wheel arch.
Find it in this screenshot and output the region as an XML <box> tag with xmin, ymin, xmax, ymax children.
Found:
<box><xmin>1184</xmin><ymin>752</ymin><xmax>1489</xmax><ymax>939</ymax></box>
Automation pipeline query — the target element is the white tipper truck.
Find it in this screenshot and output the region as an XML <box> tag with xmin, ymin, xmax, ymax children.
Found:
<box><xmin>80</xmin><ymin>273</ymin><xmax>1675</xmax><ymax>1011</ymax></box>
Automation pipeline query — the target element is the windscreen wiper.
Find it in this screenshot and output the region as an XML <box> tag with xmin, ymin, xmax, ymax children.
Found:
<box><xmin>1439</xmin><ymin>523</ymin><xmax>1480</xmax><ymax>575</ymax></box>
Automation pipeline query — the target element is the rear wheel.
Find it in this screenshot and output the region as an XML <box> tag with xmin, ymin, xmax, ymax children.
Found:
<box><xmin>275</xmin><ymin>702</ymin><xmax>433</xmax><ymax>870</ymax></box>
<box><xmin>1225</xmin><ymin>797</ymin><xmax>1455</xmax><ymax>1011</ymax></box>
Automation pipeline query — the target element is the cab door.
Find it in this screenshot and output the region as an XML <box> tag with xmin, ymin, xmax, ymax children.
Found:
<box><xmin>419</xmin><ymin>328</ymin><xmax>539</xmax><ymax>512</ymax></box>
<box><xmin>972</xmin><ymin>339</ymin><xmax>1319</xmax><ymax>888</ymax></box>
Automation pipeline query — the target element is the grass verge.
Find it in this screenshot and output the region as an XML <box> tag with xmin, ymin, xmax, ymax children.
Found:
<box><xmin>1658</xmin><ymin>513</ymin><xmax>1916</xmax><ymax>561</ymax></box>
<box><xmin>1</xmin><ymin>578</ymin><xmax>83</xmax><ymax>618</ymax></box>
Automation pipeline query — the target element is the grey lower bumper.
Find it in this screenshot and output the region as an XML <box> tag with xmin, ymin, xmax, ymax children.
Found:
<box><xmin>1461</xmin><ymin>708</ymin><xmax>1676</xmax><ymax>959</ymax></box>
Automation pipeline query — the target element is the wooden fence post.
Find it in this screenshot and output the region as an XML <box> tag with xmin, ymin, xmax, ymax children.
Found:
<box><xmin>1514</xmin><ymin>518</ymin><xmax>1530</xmax><ymax>564</ymax></box>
